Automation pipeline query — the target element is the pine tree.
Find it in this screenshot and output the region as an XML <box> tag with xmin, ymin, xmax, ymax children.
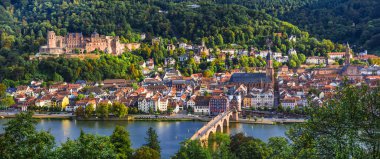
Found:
<box><xmin>111</xmin><ymin>126</ymin><xmax>133</xmax><ymax>159</ymax></box>
<box><xmin>144</xmin><ymin>127</ymin><xmax>161</xmax><ymax>155</ymax></box>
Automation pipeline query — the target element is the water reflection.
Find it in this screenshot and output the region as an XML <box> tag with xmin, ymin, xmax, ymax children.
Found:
<box><xmin>0</xmin><ymin>119</ymin><xmax>288</xmax><ymax>158</ymax></box>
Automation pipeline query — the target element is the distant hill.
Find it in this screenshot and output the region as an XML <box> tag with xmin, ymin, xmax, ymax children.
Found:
<box><xmin>281</xmin><ymin>0</ymin><xmax>380</xmax><ymax>54</ymax></box>
<box><xmin>212</xmin><ymin>0</ymin><xmax>380</xmax><ymax>54</ymax></box>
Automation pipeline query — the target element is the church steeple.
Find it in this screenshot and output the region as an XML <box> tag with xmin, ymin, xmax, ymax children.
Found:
<box><xmin>266</xmin><ymin>48</ymin><xmax>274</xmax><ymax>85</ymax></box>
<box><xmin>345</xmin><ymin>43</ymin><xmax>351</xmax><ymax>65</ymax></box>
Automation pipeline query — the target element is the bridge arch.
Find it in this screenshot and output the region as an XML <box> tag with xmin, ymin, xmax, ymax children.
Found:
<box><xmin>223</xmin><ymin>118</ymin><xmax>228</xmax><ymax>126</ymax></box>
<box><xmin>216</xmin><ymin>124</ymin><xmax>222</xmax><ymax>133</ymax></box>
<box><xmin>208</xmin><ymin>131</ymin><xmax>214</xmax><ymax>139</ymax></box>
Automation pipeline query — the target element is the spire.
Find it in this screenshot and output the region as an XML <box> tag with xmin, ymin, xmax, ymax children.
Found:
<box><xmin>345</xmin><ymin>42</ymin><xmax>351</xmax><ymax>65</ymax></box>
<box><xmin>266</xmin><ymin>46</ymin><xmax>273</xmax><ymax>61</ymax></box>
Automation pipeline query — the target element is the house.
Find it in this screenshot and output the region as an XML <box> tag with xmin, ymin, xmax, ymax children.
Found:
<box><xmin>178</xmin><ymin>54</ymin><xmax>189</xmax><ymax>62</ymax></box>
<box><xmin>152</xmin><ymin>37</ymin><xmax>161</xmax><ymax>45</ymax></box>
<box><xmin>146</xmin><ymin>58</ymin><xmax>155</xmax><ymax>69</ymax></box>
<box><xmin>306</xmin><ymin>56</ymin><xmax>327</xmax><ymax>65</ymax></box>
<box><xmin>288</xmin><ymin>49</ymin><xmax>297</xmax><ymax>55</ymax></box>
<box><xmin>187</xmin><ymin>98</ymin><xmax>196</xmax><ymax>108</ymax></box>
<box><xmin>289</xmin><ymin>35</ymin><xmax>297</xmax><ymax>42</ymax></box>
<box><xmin>281</xmin><ymin>97</ymin><xmax>299</xmax><ymax>109</ymax></box>
<box><xmin>194</xmin><ymin>55</ymin><xmax>201</xmax><ymax>64</ymax></box>
<box><xmin>209</xmin><ymin>96</ymin><xmax>229</xmax><ymax>115</ymax></box>
<box><xmin>243</xmin><ymin>94</ymin><xmax>254</xmax><ymax>108</ymax></box>
<box><xmin>138</xmin><ymin>97</ymin><xmax>154</xmax><ymax>113</ymax></box>
<box><xmin>250</xmin><ymin>88</ymin><xmax>274</xmax><ymax>109</ymax></box>
<box><xmin>167</xmin><ymin>44</ymin><xmax>176</xmax><ymax>51</ymax></box>
<box><xmin>164</xmin><ymin>57</ymin><xmax>176</xmax><ymax>66</ymax></box>
<box><xmin>53</xmin><ymin>95</ymin><xmax>70</xmax><ymax>110</ymax></box>
<box><xmin>193</xmin><ymin>96</ymin><xmax>211</xmax><ymax>115</ymax></box>
<box><xmin>179</xmin><ymin>42</ymin><xmax>187</xmax><ymax>49</ymax></box>
<box><xmin>328</xmin><ymin>52</ymin><xmax>352</xmax><ymax>60</ymax></box>
<box><xmin>157</xmin><ymin>97</ymin><xmax>168</xmax><ymax>112</ymax></box>
<box><xmin>103</xmin><ymin>79</ymin><xmax>128</xmax><ymax>86</ymax></box>
<box><xmin>66</xmin><ymin>98</ymin><xmax>96</xmax><ymax>111</ymax></box>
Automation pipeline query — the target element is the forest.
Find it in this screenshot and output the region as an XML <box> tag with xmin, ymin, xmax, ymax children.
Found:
<box><xmin>0</xmin><ymin>0</ymin><xmax>348</xmax><ymax>83</ymax></box>
<box><xmin>211</xmin><ymin>0</ymin><xmax>380</xmax><ymax>54</ymax></box>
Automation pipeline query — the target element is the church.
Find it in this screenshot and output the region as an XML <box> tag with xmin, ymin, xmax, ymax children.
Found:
<box><xmin>229</xmin><ymin>52</ymin><xmax>274</xmax><ymax>90</ymax></box>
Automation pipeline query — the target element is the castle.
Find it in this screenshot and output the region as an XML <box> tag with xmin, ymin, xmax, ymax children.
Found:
<box><xmin>39</xmin><ymin>31</ymin><xmax>125</xmax><ymax>55</ymax></box>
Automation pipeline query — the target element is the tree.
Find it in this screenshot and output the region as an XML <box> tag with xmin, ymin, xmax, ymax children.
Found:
<box><xmin>53</xmin><ymin>72</ymin><xmax>64</xmax><ymax>82</ymax></box>
<box><xmin>167</xmin><ymin>108</ymin><xmax>174</xmax><ymax>114</ymax></box>
<box><xmin>75</xmin><ymin>106</ymin><xmax>85</xmax><ymax>117</ymax></box>
<box><xmin>97</xmin><ymin>103</ymin><xmax>110</xmax><ymax>118</ymax></box>
<box><xmin>0</xmin><ymin>96</ymin><xmax>15</xmax><ymax>108</ymax></box>
<box><xmin>298</xmin><ymin>54</ymin><xmax>306</xmax><ymax>64</ymax></box>
<box><xmin>0</xmin><ymin>112</ymin><xmax>55</xmax><ymax>158</ymax></box>
<box><xmin>0</xmin><ymin>83</ymin><xmax>6</xmax><ymax>97</ymax></box>
<box><xmin>173</xmin><ymin>140</ymin><xmax>212</xmax><ymax>159</ymax></box>
<box><xmin>145</xmin><ymin>127</ymin><xmax>161</xmax><ymax>155</ymax></box>
<box><xmin>230</xmin><ymin>133</ymin><xmax>270</xmax><ymax>159</ymax></box>
<box><xmin>112</xmin><ymin>102</ymin><xmax>128</xmax><ymax>118</ymax></box>
<box><xmin>209</xmin><ymin>133</ymin><xmax>232</xmax><ymax>158</ymax></box>
<box><xmin>287</xmin><ymin>84</ymin><xmax>380</xmax><ymax>158</ymax></box>
<box><xmin>85</xmin><ymin>104</ymin><xmax>95</xmax><ymax>118</ymax></box>
<box><xmin>76</xmin><ymin>94</ymin><xmax>85</xmax><ymax>101</ymax></box>
<box><xmin>54</xmin><ymin>131</ymin><xmax>116</xmax><ymax>159</ymax></box>
<box><xmin>110</xmin><ymin>126</ymin><xmax>133</xmax><ymax>159</ymax></box>
<box><xmin>289</xmin><ymin>59</ymin><xmax>297</xmax><ymax>68</ymax></box>
<box><xmin>276</xmin><ymin>105</ymin><xmax>284</xmax><ymax>113</ymax></box>
<box><xmin>267</xmin><ymin>137</ymin><xmax>292</xmax><ymax>159</ymax></box>
<box><xmin>132</xmin><ymin>146</ymin><xmax>160</xmax><ymax>159</ymax></box>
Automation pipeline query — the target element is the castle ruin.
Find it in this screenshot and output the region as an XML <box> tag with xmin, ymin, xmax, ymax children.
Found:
<box><xmin>39</xmin><ymin>31</ymin><xmax>125</xmax><ymax>55</ymax></box>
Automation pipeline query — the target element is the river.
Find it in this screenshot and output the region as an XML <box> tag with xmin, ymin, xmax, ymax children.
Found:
<box><xmin>0</xmin><ymin>119</ymin><xmax>290</xmax><ymax>158</ymax></box>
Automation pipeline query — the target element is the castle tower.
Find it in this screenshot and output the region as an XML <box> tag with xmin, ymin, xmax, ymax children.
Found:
<box><xmin>345</xmin><ymin>43</ymin><xmax>351</xmax><ymax>65</ymax></box>
<box><xmin>47</xmin><ymin>31</ymin><xmax>56</xmax><ymax>48</ymax></box>
<box><xmin>266</xmin><ymin>51</ymin><xmax>274</xmax><ymax>85</ymax></box>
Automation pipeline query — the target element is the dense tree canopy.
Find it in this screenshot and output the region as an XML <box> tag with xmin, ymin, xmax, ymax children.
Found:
<box><xmin>0</xmin><ymin>112</ymin><xmax>55</xmax><ymax>158</ymax></box>
<box><xmin>0</xmin><ymin>0</ymin><xmax>349</xmax><ymax>84</ymax></box>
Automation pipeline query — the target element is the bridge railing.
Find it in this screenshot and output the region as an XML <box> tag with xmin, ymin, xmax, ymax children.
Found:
<box><xmin>190</xmin><ymin>111</ymin><xmax>231</xmax><ymax>140</ymax></box>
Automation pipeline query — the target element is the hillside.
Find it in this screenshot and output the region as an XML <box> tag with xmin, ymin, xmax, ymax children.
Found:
<box><xmin>281</xmin><ymin>0</ymin><xmax>380</xmax><ymax>54</ymax></box>
<box><xmin>0</xmin><ymin>0</ymin><xmax>344</xmax><ymax>83</ymax></box>
<box><xmin>212</xmin><ymin>0</ymin><xmax>380</xmax><ymax>53</ymax></box>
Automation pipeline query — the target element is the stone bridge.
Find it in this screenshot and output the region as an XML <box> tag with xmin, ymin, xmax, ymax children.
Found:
<box><xmin>190</xmin><ymin>110</ymin><xmax>238</xmax><ymax>146</ymax></box>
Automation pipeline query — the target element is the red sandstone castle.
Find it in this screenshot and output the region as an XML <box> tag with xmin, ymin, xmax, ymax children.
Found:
<box><xmin>39</xmin><ymin>31</ymin><xmax>125</xmax><ymax>55</ymax></box>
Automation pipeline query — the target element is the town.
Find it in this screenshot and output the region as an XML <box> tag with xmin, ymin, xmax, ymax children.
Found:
<box><xmin>2</xmin><ymin>31</ymin><xmax>380</xmax><ymax>118</ymax></box>
<box><xmin>1</xmin><ymin>1</ymin><xmax>379</xmax><ymax>158</ymax></box>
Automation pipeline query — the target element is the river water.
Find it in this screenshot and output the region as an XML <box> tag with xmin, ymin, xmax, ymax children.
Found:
<box><xmin>0</xmin><ymin>119</ymin><xmax>290</xmax><ymax>158</ymax></box>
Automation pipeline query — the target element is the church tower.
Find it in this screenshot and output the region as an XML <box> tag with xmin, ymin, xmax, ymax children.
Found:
<box><xmin>266</xmin><ymin>52</ymin><xmax>274</xmax><ymax>85</ymax></box>
<box><xmin>345</xmin><ymin>43</ymin><xmax>351</xmax><ymax>65</ymax></box>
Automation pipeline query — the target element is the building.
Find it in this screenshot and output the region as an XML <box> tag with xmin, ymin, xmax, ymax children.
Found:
<box><xmin>250</xmin><ymin>88</ymin><xmax>274</xmax><ymax>109</ymax></box>
<box><xmin>306</xmin><ymin>56</ymin><xmax>328</xmax><ymax>65</ymax></box>
<box><xmin>209</xmin><ymin>96</ymin><xmax>229</xmax><ymax>115</ymax></box>
<box><xmin>229</xmin><ymin>96</ymin><xmax>241</xmax><ymax>111</ymax></box>
<box><xmin>243</xmin><ymin>94</ymin><xmax>254</xmax><ymax>108</ymax></box>
<box><xmin>328</xmin><ymin>51</ymin><xmax>352</xmax><ymax>60</ymax></box>
<box><xmin>229</xmin><ymin>53</ymin><xmax>274</xmax><ymax>89</ymax></box>
<box><xmin>138</xmin><ymin>98</ymin><xmax>154</xmax><ymax>113</ymax></box>
<box><xmin>193</xmin><ymin>96</ymin><xmax>211</xmax><ymax>115</ymax></box>
<box><xmin>39</xmin><ymin>31</ymin><xmax>125</xmax><ymax>55</ymax></box>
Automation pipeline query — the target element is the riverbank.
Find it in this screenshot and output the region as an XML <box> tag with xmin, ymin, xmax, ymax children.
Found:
<box><xmin>0</xmin><ymin>112</ymin><xmax>74</xmax><ymax>119</ymax></box>
<box><xmin>0</xmin><ymin>112</ymin><xmax>305</xmax><ymax>124</ymax></box>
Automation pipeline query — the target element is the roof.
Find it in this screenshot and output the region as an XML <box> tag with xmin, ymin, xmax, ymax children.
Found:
<box><xmin>229</xmin><ymin>73</ymin><xmax>271</xmax><ymax>83</ymax></box>
<box><xmin>328</xmin><ymin>52</ymin><xmax>345</xmax><ymax>56</ymax></box>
